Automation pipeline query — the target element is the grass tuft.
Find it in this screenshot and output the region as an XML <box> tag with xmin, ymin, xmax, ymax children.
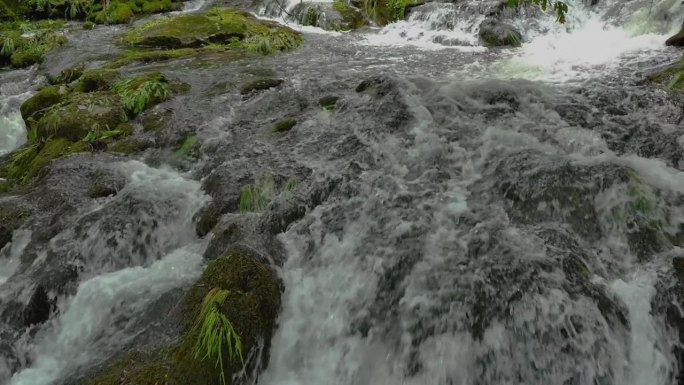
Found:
<box><xmin>192</xmin><ymin>288</ymin><xmax>244</xmax><ymax>385</ymax></box>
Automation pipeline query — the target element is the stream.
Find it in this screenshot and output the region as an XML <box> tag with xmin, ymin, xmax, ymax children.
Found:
<box><xmin>2</xmin><ymin>0</ymin><xmax>684</xmax><ymax>384</ymax></box>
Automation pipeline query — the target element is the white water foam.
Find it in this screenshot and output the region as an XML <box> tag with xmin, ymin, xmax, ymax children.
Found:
<box><xmin>9</xmin><ymin>245</ymin><xmax>205</xmax><ymax>385</ymax></box>
<box><xmin>610</xmin><ymin>270</ymin><xmax>674</xmax><ymax>385</ymax></box>
<box><xmin>0</xmin><ymin>230</ymin><xmax>32</xmax><ymax>286</ymax></box>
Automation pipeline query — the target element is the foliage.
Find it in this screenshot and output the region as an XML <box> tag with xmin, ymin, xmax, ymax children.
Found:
<box><xmin>1</xmin><ymin>36</ymin><xmax>14</xmax><ymax>57</ymax></box>
<box><xmin>239</xmin><ymin>176</ymin><xmax>274</xmax><ymax>213</ymax></box>
<box><xmin>192</xmin><ymin>288</ymin><xmax>244</xmax><ymax>385</ymax></box>
<box><xmin>506</xmin><ymin>0</ymin><xmax>568</xmax><ymax>23</ymax></box>
<box><xmin>114</xmin><ymin>73</ymin><xmax>171</xmax><ymax>115</ymax></box>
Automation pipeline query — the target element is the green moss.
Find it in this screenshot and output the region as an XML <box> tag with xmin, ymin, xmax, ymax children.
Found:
<box><xmin>37</xmin><ymin>91</ymin><xmax>126</xmax><ymax>141</ymax></box>
<box><xmin>92</xmin><ymin>1</ymin><xmax>134</xmax><ymax>24</ymax></box>
<box><xmin>51</xmin><ymin>63</ymin><xmax>86</xmax><ymax>84</ymax></box>
<box><xmin>239</xmin><ymin>77</ymin><xmax>282</xmax><ymax>95</ymax></box>
<box><xmin>332</xmin><ymin>1</ymin><xmax>367</xmax><ymax>30</ymax></box>
<box><xmin>174</xmin><ymin>135</ymin><xmax>199</xmax><ymax>158</ymax></box>
<box><xmin>82</xmin><ymin>20</ymin><xmax>95</xmax><ymax>30</ymax></box>
<box><xmin>0</xmin><ymin>0</ymin><xmax>30</xmax><ymax>21</ymax></box>
<box><xmin>87</xmin><ymin>181</ymin><xmax>117</xmax><ymax>198</ymax></box>
<box><xmin>73</xmin><ymin>68</ymin><xmax>121</xmax><ymax>92</ymax></box>
<box><xmin>141</xmin><ymin>0</ymin><xmax>175</xmax><ymax>13</ymax></box>
<box><xmin>86</xmin><ymin>246</ymin><xmax>281</xmax><ymax>385</ymax></box>
<box><xmin>114</xmin><ymin>71</ymin><xmax>174</xmax><ymax>115</ymax></box>
<box><xmin>121</xmin><ymin>7</ymin><xmax>302</xmax><ymax>53</ymax></box>
<box><xmin>271</xmin><ymin>117</ymin><xmax>296</xmax><ymax>133</ymax></box>
<box><xmin>108</xmin><ymin>137</ymin><xmax>143</xmax><ymax>154</ymax></box>
<box><xmin>7</xmin><ymin>139</ymin><xmax>88</xmax><ymax>184</ymax></box>
<box><xmin>106</xmin><ymin>47</ymin><xmax>196</xmax><ymax>68</ymax></box>
<box><xmin>3</xmin><ymin>30</ymin><xmax>68</xmax><ymax>68</ymax></box>
<box><xmin>20</xmin><ymin>85</ymin><xmax>66</xmax><ymax>121</ymax></box>
<box><xmin>319</xmin><ymin>95</ymin><xmax>338</xmax><ymax>110</ymax></box>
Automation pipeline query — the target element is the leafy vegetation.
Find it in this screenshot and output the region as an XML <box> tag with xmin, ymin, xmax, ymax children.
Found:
<box><xmin>85</xmin><ymin>247</ymin><xmax>282</xmax><ymax>385</ymax></box>
<box><xmin>192</xmin><ymin>288</ymin><xmax>244</xmax><ymax>385</ymax></box>
<box><xmin>114</xmin><ymin>72</ymin><xmax>172</xmax><ymax>115</ymax></box>
<box><xmin>0</xmin><ymin>24</ymin><xmax>67</xmax><ymax>68</ymax></box>
<box><xmin>506</xmin><ymin>0</ymin><xmax>568</xmax><ymax>23</ymax></box>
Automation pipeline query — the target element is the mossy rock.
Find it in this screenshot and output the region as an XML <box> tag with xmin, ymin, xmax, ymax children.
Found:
<box><xmin>20</xmin><ymin>85</ymin><xmax>67</xmax><ymax>121</ymax></box>
<box><xmin>141</xmin><ymin>0</ymin><xmax>178</xmax><ymax>14</ymax></box>
<box><xmin>91</xmin><ymin>1</ymin><xmax>135</xmax><ymax>24</ymax></box>
<box><xmin>37</xmin><ymin>92</ymin><xmax>126</xmax><ymax>141</ymax></box>
<box><xmin>121</xmin><ymin>7</ymin><xmax>302</xmax><ymax>53</ymax></box>
<box><xmin>0</xmin><ymin>0</ymin><xmax>29</xmax><ymax>21</ymax></box>
<box><xmin>73</xmin><ymin>68</ymin><xmax>121</xmax><ymax>92</ymax></box>
<box><xmin>51</xmin><ymin>63</ymin><xmax>86</xmax><ymax>85</ymax></box>
<box><xmin>10</xmin><ymin>49</ymin><xmax>43</xmax><ymax>68</ymax></box>
<box><xmin>82</xmin><ymin>21</ymin><xmax>95</xmax><ymax>30</ymax></box>
<box><xmin>5</xmin><ymin>30</ymin><xmax>68</xmax><ymax>68</ymax></box>
<box><xmin>106</xmin><ymin>47</ymin><xmax>197</xmax><ymax>68</ymax></box>
<box><xmin>7</xmin><ymin>139</ymin><xmax>89</xmax><ymax>185</ymax></box>
<box><xmin>332</xmin><ymin>1</ymin><xmax>367</xmax><ymax>30</ymax></box>
<box><xmin>86</xmin><ymin>246</ymin><xmax>282</xmax><ymax>385</ymax></box>
<box><xmin>319</xmin><ymin>95</ymin><xmax>338</xmax><ymax>110</ymax></box>
<box><xmin>239</xmin><ymin>78</ymin><xmax>283</xmax><ymax>95</ymax></box>
<box><xmin>114</xmin><ymin>71</ymin><xmax>176</xmax><ymax>115</ymax></box>
<box><xmin>271</xmin><ymin>117</ymin><xmax>296</xmax><ymax>133</ymax></box>
<box><xmin>108</xmin><ymin>137</ymin><xmax>145</xmax><ymax>154</ymax></box>
<box><xmin>666</xmin><ymin>26</ymin><xmax>684</xmax><ymax>47</ymax></box>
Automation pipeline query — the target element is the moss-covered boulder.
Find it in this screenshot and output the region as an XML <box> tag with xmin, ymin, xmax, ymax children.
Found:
<box><xmin>51</xmin><ymin>63</ymin><xmax>86</xmax><ymax>85</ymax></box>
<box><xmin>290</xmin><ymin>1</ymin><xmax>367</xmax><ymax>31</ymax></box>
<box><xmin>0</xmin><ymin>27</ymin><xmax>68</xmax><ymax>68</ymax></box>
<box><xmin>666</xmin><ymin>24</ymin><xmax>684</xmax><ymax>47</ymax></box>
<box><xmin>73</xmin><ymin>68</ymin><xmax>121</xmax><ymax>92</ymax></box>
<box><xmin>7</xmin><ymin>139</ymin><xmax>89</xmax><ymax>184</ymax></box>
<box><xmin>271</xmin><ymin>117</ymin><xmax>296</xmax><ymax>133</ymax></box>
<box><xmin>240</xmin><ymin>77</ymin><xmax>283</xmax><ymax>95</ymax></box>
<box><xmin>121</xmin><ymin>7</ymin><xmax>302</xmax><ymax>53</ymax></box>
<box><xmin>37</xmin><ymin>92</ymin><xmax>126</xmax><ymax>141</ymax></box>
<box><xmin>20</xmin><ymin>85</ymin><xmax>67</xmax><ymax>121</ymax></box>
<box><xmin>86</xmin><ymin>246</ymin><xmax>282</xmax><ymax>385</ymax></box>
<box><xmin>478</xmin><ymin>18</ymin><xmax>522</xmax><ymax>47</ymax></box>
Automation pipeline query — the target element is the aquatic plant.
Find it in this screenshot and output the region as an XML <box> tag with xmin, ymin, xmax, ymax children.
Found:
<box><xmin>192</xmin><ymin>288</ymin><xmax>244</xmax><ymax>385</ymax></box>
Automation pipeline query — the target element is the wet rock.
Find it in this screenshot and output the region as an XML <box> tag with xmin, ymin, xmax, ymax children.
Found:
<box><xmin>290</xmin><ymin>1</ymin><xmax>366</xmax><ymax>31</ymax></box>
<box><xmin>73</xmin><ymin>68</ymin><xmax>120</xmax><ymax>92</ymax></box>
<box><xmin>319</xmin><ymin>95</ymin><xmax>339</xmax><ymax>110</ymax></box>
<box><xmin>240</xmin><ymin>78</ymin><xmax>283</xmax><ymax>95</ymax></box>
<box><xmin>23</xmin><ymin>285</ymin><xmax>52</xmax><ymax>326</ymax></box>
<box><xmin>37</xmin><ymin>92</ymin><xmax>125</xmax><ymax>142</ymax></box>
<box><xmin>478</xmin><ymin>18</ymin><xmax>522</xmax><ymax>47</ymax></box>
<box><xmin>0</xmin><ymin>225</ymin><xmax>11</xmax><ymax>250</ymax></box>
<box><xmin>476</xmin><ymin>150</ymin><xmax>676</xmax><ymax>260</ymax></box>
<box><xmin>271</xmin><ymin>117</ymin><xmax>297</xmax><ymax>133</ymax></box>
<box><xmin>20</xmin><ymin>85</ymin><xmax>67</xmax><ymax>121</ymax></box>
<box><xmin>666</xmin><ymin>24</ymin><xmax>684</xmax><ymax>47</ymax></box>
<box><xmin>50</xmin><ymin>63</ymin><xmax>85</xmax><ymax>85</ymax></box>
<box><xmin>121</xmin><ymin>8</ymin><xmax>302</xmax><ymax>52</ymax></box>
<box><xmin>554</xmin><ymin>103</ymin><xmax>599</xmax><ymax>128</ymax></box>
<box><xmin>86</xmin><ymin>246</ymin><xmax>282</xmax><ymax>385</ymax></box>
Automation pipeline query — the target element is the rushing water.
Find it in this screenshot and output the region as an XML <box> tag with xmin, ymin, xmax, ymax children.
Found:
<box><xmin>1</xmin><ymin>0</ymin><xmax>684</xmax><ymax>384</ymax></box>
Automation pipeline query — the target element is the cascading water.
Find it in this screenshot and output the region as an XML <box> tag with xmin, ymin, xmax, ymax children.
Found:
<box><xmin>0</xmin><ymin>69</ymin><xmax>40</xmax><ymax>157</ymax></box>
<box><xmin>253</xmin><ymin>0</ymin><xmax>684</xmax><ymax>385</ymax></box>
<box><xmin>2</xmin><ymin>0</ymin><xmax>684</xmax><ymax>383</ymax></box>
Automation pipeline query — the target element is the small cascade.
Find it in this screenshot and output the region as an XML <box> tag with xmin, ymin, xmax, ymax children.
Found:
<box><xmin>0</xmin><ymin>68</ymin><xmax>41</xmax><ymax>157</ymax></box>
